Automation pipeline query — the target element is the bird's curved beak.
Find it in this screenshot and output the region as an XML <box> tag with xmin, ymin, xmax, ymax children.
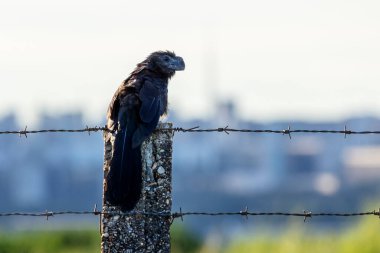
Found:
<box><xmin>172</xmin><ymin>56</ymin><xmax>185</xmax><ymax>71</ymax></box>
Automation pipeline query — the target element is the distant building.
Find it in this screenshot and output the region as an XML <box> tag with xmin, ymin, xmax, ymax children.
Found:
<box><xmin>343</xmin><ymin>146</ymin><xmax>380</xmax><ymax>183</ymax></box>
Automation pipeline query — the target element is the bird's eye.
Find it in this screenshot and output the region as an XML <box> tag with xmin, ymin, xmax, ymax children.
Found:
<box><xmin>164</xmin><ymin>56</ymin><xmax>170</xmax><ymax>62</ymax></box>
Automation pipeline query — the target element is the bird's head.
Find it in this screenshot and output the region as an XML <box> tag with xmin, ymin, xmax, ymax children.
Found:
<box><xmin>146</xmin><ymin>51</ymin><xmax>185</xmax><ymax>77</ymax></box>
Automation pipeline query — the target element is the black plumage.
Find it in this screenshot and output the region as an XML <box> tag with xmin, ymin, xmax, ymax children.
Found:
<box><xmin>105</xmin><ymin>51</ymin><xmax>185</xmax><ymax>211</ymax></box>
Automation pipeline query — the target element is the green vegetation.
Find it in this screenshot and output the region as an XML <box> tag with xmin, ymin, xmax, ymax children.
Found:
<box><xmin>225</xmin><ymin>217</ymin><xmax>380</xmax><ymax>253</ymax></box>
<box><xmin>0</xmin><ymin>230</ymin><xmax>99</xmax><ymax>253</ymax></box>
<box><xmin>0</xmin><ymin>217</ymin><xmax>378</xmax><ymax>253</ymax></box>
<box><xmin>171</xmin><ymin>225</ymin><xmax>202</xmax><ymax>253</ymax></box>
<box><xmin>0</xmin><ymin>226</ymin><xmax>201</xmax><ymax>253</ymax></box>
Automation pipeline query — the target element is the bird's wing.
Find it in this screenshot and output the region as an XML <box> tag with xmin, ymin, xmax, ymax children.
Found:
<box><xmin>130</xmin><ymin>80</ymin><xmax>162</xmax><ymax>148</ymax></box>
<box><xmin>139</xmin><ymin>81</ymin><xmax>161</xmax><ymax>123</ymax></box>
<box><xmin>138</xmin><ymin>81</ymin><xmax>161</xmax><ymax>123</ymax></box>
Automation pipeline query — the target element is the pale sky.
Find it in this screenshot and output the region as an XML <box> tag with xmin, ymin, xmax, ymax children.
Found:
<box><xmin>1</xmin><ymin>0</ymin><xmax>380</xmax><ymax>125</ymax></box>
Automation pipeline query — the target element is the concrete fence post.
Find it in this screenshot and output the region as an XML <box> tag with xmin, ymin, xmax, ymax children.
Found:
<box><xmin>101</xmin><ymin>123</ymin><xmax>173</xmax><ymax>253</ymax></box>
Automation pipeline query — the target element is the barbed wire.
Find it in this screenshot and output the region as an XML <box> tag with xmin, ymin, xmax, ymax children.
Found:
<box><xmin>1</xmin><ymin>125</ymin><xmax>380</xmax><ymax>139</ymax></box>
<box><xmin>0</xmin><ymin>126</ymin><xmax>108</xmax><ymax>138</ymax></box>
<box><xmin>1</xmin><ymin>208</ymin><xmax>379</xmax><ymax>222</ymax></box>
<box><xmin>167</xmin><ymin>125</ymin><xmax>380</xmax><ymax>139</ymax></box>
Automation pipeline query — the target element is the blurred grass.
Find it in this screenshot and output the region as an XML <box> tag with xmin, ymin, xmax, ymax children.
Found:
<box><xmin>0</xmin><ymin>226</ymin><xmax>201</xmax><ymax>253</ymax></box>
<box><xmin>171</xmin><ymin>225</ymin><xmax>202</xmax><ymax>253</ymax></box>
<box><xmin>224</xmin><ymin>217</ymin><xmax>380</xmax><ymax>253</ymax></box>
<box><xmin>0</xmin><ymin>217</ymin><xmax>379</xmax><ymax>253</ymax></box>
<box><xmin>0</xmin><ymin>230</ymin><xmax>99</xmax><ymax>253</ymax></box>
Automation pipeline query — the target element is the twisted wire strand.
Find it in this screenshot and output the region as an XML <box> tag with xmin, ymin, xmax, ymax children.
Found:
<box><xmin>1</xmin><ymin>209</ymin><xmax>379</xmax><ymax>222</ymax></box>
<box><xmin>1</xmin><ymin>125</ymin><xmax>380</xmax><ymax>138</ymax></box>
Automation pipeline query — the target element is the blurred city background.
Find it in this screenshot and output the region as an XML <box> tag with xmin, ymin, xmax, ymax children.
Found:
<box><xmin>1</xmin><ymin>0</ymin><xmax>380</xmax><ymax>252</ymax></box>
<box><xmin>1</xmin><ymin>107</ymin><xmax>380</xmax><ymax>252</ymax></box>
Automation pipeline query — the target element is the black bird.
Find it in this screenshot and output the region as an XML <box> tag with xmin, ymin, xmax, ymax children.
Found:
<box><xmin>105</xmin><ymin>51</ymin><xmax>185</xmax><ymax>211</ymax></box>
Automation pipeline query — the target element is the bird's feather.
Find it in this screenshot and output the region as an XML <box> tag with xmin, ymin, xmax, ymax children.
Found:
<box><xmin>105</xmin><ymin>107</ymin><xmax>142</xmax><ymax>211</ymax></box>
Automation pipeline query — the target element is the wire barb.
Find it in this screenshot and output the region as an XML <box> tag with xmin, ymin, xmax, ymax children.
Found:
<box><xmin>85</xmin><ymin>125</ymin><xmax>91</xmax><ymax>136</ymax></box>
<box><xmin>240</xmin><ymin>206</ymin><xmax>249</xmax><ymax>220</ymax></box>
<box><xmin>19</xmin><ymin>126</ymin><xmax>28</xmax><ymax>138</ymax></box>
<box><xmin>217</xmin><ymin>126</ymin><xmax>230</xmax><ymax>135</ymax></box>
<box><xmin>93</xmin><ymin>204</ymin><xmax>100</xmax><ymax>215</ymax></box>
<box><xmin>303</xmin><ymin>210</ymin><xmax>312</xmax><ymax>222</ymax></box>
<box><xmin>45</xmin><ymin>210</ymin><xmax>53</xmax><ymax>220</ymax></box>
<box><xmin>282</xmin><ymin>125</ymin><xmax>292</xmax><ymax>139</ymax></box>
<box><xmin>172</xmin><ymin>207</ymin><xmax>184</xmax><ymax>222</ymax></box>
<box><xmin>344</xmin><ymin>125</ymin><xmax>352</xmax><ymax>138</ymax></box>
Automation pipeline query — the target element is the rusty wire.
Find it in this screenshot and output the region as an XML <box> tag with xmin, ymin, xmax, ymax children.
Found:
<box><xmin>1</xmin><ymin>125</ymin><xmax>380</xmax><ymax>138</ymax></box>
<box><xmin>0</xmin><ymin>208</ymin><xmax>379</xmax><ymax>222</ymax></box>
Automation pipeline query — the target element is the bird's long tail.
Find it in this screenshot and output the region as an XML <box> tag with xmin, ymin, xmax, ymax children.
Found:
<box><xmin>105</xmin><ymin>115</ymin><xmax>142</xmax><ymax>211</ymax></box>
